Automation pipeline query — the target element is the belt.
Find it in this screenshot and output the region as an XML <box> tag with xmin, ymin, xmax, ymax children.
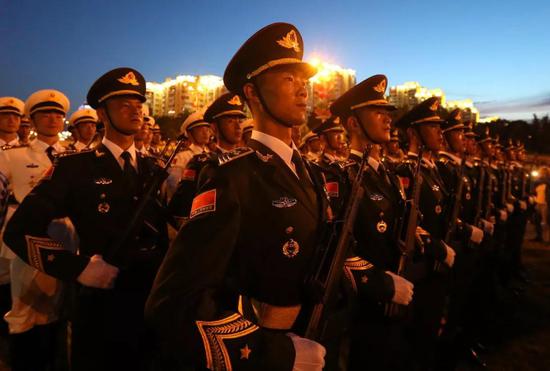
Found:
<box><xmin>249</xmin><ymin>298</ymin><xmax>301</xmax><ymax>330</ymax></box>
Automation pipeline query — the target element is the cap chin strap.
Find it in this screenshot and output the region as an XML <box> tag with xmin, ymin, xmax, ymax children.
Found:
<box><xmin>253</xmin><ymin>81</ymin><xmax>295</xmax><ymax>128</ymax></box>
<box><xmin>104</xmin><ymin>104</ymin><xmax>135</xmax><ymax>136</ymax></box>
<box><xmin>353</xmin><ymin>112</ymin><xmax>381</xmax><ymax>146</ymax></box>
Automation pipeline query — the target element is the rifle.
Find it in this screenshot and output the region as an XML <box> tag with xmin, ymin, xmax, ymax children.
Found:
<box><xmin>444</xmin><ymin>156</ymin><xmax>466</xmax><ymax>243</ymax></box>
<box><xmin>473</xmin><ymin>163</ymin><xmax>486</xmax><ymax>226</ymax></box>
<box><xmin>304</xmin><ymin>147</ymin><xmax>370</xmax><ymax>341</ymax></box>
<box><xmin>385</xmin><ymin>147</ymin><xmax>423</xmax><ymax>317</ymax></box>
<box><xmin>106</xmin><ymin>139</ymin><xmax>186</xmax><ymax>264</ymax></box>
<box><xmin>484</xmin><ymin>163</ymin><xmax>494</xmax><ymax>220</ymax></box>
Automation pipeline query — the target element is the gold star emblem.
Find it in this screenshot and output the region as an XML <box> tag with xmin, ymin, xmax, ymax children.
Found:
<box><xmin>276</xmin><ymin>30</ymin><xmax>301</xmax><ymax>52</ymax></box>
<box><xmin>240</xmin><ymin>344</ymin><xmax>252</xmax><ymax>360</ymax></box>
<box><xmin>227</xmin><ymin>95</ymin><xmax>242</xmax><ymax>106</ymax></box>
<box><xmin>361</xmin><ymin>275</ymin><xmax>368</xmax><ymax>283</ymax></box>
<box><xmin>117</xmin><ymin>71</ymin><xmax>139</xmax><ymax>86</ymax></box>
<box><xmin>430</xmin><ymin>99</ymin><xmax>439</xmax><ymax>111</ymax></box>
<box><xmin>373</xmin><ymin>79</ymin><xmax>387</xmax><ymax>93</ymax></box>
<box><xmin>47</xmin><ymin>254</ymin><xmax>55</xmax><ymax>262</ymax></box>
<box><xmin>8</xmin><ymin>99</ymin><xmax>14</xmax><ymax>104</ymax></box>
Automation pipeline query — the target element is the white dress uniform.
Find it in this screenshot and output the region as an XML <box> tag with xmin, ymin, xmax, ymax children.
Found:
<box><xmin>0</xmin><ymin>90</ymin><xmax>78</xmax><ymax>335</ymax></box>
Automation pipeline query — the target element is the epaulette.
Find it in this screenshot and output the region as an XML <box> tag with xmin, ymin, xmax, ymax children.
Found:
<box><xmin>218</xmin><ymin>147</ymin><xmax>254</xmax><ymax>166</ymax></box>
<box><xmin>54</xmin><ymin>148</ymin><xmax>93</xmax><ymax>158</ymax></box>
<box><xmin>1</xmin><ymin>143</ymin><xmax>28</xmax><ymax>151</ymax></box>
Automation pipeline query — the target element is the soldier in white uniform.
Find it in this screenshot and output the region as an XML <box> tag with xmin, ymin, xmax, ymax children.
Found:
<box><xmin>17</xmin><ymin>116</ymin><xmax>32</xmax><ymax>145</ymax></box>
<box><xmin>166</xmin><ymin>110</ymin><xmax>211</xmax><ymax>199</ymax></box>
<box><xmin>0</xmin><ymin>97</ymin><xmax>24</xmax><ymax>147</ymax></box>
<box><xmin>68</xmin><ymin>107</ymin><xmax>98</xmax><ymax>151</ymax></box>
<box><xmin>0</xmin><ymin>89</ymin><xmax>77</xmax><ymax>371</ymax></box>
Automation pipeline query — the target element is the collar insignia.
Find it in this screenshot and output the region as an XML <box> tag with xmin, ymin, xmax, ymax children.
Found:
<box><xmin>373</xmin><ymin>79</ymin><xmax>387</xmax><ymax>93</ymax></box>
<box><xmin>370</xmin><ymin>193</ymin><xmax>384</xmax><ymax>201</ymax></box>
<box><xmin>117</xmin><ymin>72</ymin><xmax>139</xmax><ymax>86</ymax></box>
<box><xmin>272</xmin><ymin>196</ymin><xmax>297</xmax><ymax>208</ymax></box>
<box><xmin>227</xmin><ymin>95</ymin><xmax>242</xmax><ymax>106</ymax></box>
<box><xmin>94</xmin><ymin>177</ymin><xmax>113</xmax><ymax>185</ymax></box>
<box><xmin>276</xmin><ymin>30</ymin><xmax>301</xmax><ymax>52</ymax></box>
<box><xmin>255</xmin><ymin>151</ymin><xmax>273</xmax><ymax>162</ymax></box>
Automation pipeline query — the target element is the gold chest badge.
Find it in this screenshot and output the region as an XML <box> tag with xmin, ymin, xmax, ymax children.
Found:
<box><xmin>376</xmin><ymin>220</ymin><xmax>387</xmax><ymax>233</ymax></box>
<box><xmin>282</xmin><ymin>239</ymin><xmax>300</xmax><ymax>258</ymax></box>
<box><xmin>435</xmin><ymin>205</ymin><xmax>442</xmax><ymax>214</ymax></box>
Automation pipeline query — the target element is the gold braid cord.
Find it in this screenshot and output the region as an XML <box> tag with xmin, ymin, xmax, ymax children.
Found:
<box><xmin>24</xmin><ymin>235</ymin><xmax>63</xmax><ymax>271</ymax></box>
<box><xmin>343</xmin><ymin>256</ymin><xmax>374</xmax><ymax>293</ymax></box>
<box><xmin>196</xmin><ymin>313</ymin><xmax>259</xmax><ymax>371</ymax></box>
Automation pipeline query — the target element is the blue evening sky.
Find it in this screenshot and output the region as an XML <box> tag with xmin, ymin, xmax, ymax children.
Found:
<box><xmin>1</xmin><ymin>0</ymin><xmax>548</xmax><ymax>119</ymax></box>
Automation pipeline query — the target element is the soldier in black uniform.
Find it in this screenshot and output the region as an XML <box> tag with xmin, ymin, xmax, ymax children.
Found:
<box><xmin>330</xmin><ymin>74</ymin><xmax>415</xmax><ymax>370</ymax></box>
<box><xmin>3</xmin><ymin>67</ymin><xmax>169</xmax><ymax>371</ymax></box>
<box><xmin>394</xmin><ymin>97</ymin><xmax>457</xmax><ymax>369</ymax></box>
<box><xmin>168</xmin><ymin>92</ymin><xmax>247</xmax><ymax>224</ymax></box>
<box><xmin>146</xmin><ymin>23</ymin><xmax>331</xmax><ymax>370</ymax></box>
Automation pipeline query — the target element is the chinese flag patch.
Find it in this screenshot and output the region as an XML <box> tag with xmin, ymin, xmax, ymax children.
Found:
<box><xmin>190</xmin><ymin>189</ymin><xmax>216</xmax><ymax>218</ymax></box>
<box><xmin>325</xmin><ymin>182</ymin><xmax>339</xmax><ymax>198</ymax></box>
<box><xmin>399</xmin><ymin>176</ymin><xmax>410</xmax><ymax>190</ymax></box>
<box><xmin>182</xmin><ymin>168</ymin><xmax>196</xmax><ymax>181</ymax></box>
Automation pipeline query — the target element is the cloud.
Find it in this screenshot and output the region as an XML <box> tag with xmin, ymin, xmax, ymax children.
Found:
<box><xmin>476</xmin><ymin>93</ymin><xmax>550</xmax><ymax>119</ymax></box>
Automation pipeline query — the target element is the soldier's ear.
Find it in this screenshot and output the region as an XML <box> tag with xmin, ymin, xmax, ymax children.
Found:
<box><xmin>96</xmin><ymin>107</ymin><xmax>109</xmax><ymax>126</ymax></box>
<box><xmin>242</xmin><ymin>83</ymin><xmax>258</xmax><ymax>103</ymax></box>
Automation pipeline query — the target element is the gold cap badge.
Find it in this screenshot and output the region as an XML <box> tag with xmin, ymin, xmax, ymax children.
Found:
<box><xmin>227</xmin><ymin>95</ymin><xmax>242</xmax><ymax>106</ymax></box>
<box><xmin>373</xmin><ymin>79</ymin><xmax>387</xmax><ymax>93</ymax></box>
<box><xmin>118</xmin><ymin>72</ymin><xmax>139</xmax><ymax>86</ymax></box>
<box><xmin>276</xmin><ymin>30</ymin><xmax>301</xmax><ymax>52</ymax></box>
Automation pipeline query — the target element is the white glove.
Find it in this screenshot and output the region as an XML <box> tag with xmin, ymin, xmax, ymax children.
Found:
<box><xmin>470</xmin><ymin>225</ymin><xmax>484</xmax><ymax>244</ymax></box>
<box><xmin>480</xmin><ymin>219</ymin><xmax>495</xmax><ymax>236</ymax></box>
<box><xmin>386</xmin><ymin>271</ymin><xmax>414</xmax><ymax>305</ymax></box>
<box><xmin>443</xmin><ymin>242</ymin><xmax>456</xmax><ymax>268</ymax></box>
<box><xmin>519</xmin><ymin>200</ymin><xmax>527</xmax><ymax>210</ymax></box>
<box><xmin>506</xmin><ymin>203</ymin><xmax>514</xmax><ymax>213</ymax></box>
<box><xmin>499</xmin><ymin>209</ymin><xmax>508</xmax><ymax>222</ymax></box>
<box><xmin>287</xmin><ymin>333</ymin><xmax>326</xmax><ymax>371</ymax></box>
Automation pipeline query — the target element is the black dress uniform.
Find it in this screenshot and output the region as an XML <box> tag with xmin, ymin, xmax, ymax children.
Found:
<box><xmin>394</xmin><ymin>97</ymin><xmax>454</xmax><ymax>369</ymax></box>
<box><xmin>3</xmin><ymin>68</ymin><xmax>168</xmax><ymax>371</ymax></box>
<box><xmin>168</xmin><ymin>92</ymin><xmax>247</xmax><ymax>221</ymax></box>
<box><xmin>146</xmin><ymin>23</ymin><xmax>333</xmax><ymax>370</ymax></box>
<box><xmin>330</xmin><ymin>74</ymin><xmax>414</xmax><ymax>370</ymax></box>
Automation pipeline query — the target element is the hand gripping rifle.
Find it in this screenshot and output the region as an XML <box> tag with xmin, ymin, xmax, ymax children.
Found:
<box><xmin>385</xmin><ymin>147</ymin><xmax>423</xmax><ymax>317</ymax></box>
<box><xmin>106</xmin><ymin>138</ymin><xmax>187</xmax><ymax>264</ymax></box>
<box><xmin>304</xmin><ymin>147</ymin><xmax>370</xmax><ymax>341</ymax></box>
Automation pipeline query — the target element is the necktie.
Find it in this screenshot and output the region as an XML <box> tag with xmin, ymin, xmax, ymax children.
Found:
<box><xmin>292</xmin><ymin>150</ymin><xmax>310</xmax><ymax>183</ymax></box>
<box><xmin>121</xmin><ymin>151</ymin><xmax>138</xmax><ymax>189</ymax></box>
<box><xmin>377</xmin><ymin>162</ymin><xmax>391</xmax><ymax>185</ymax></box>
<box><xmin>46</xmin><ymin>146</ymin><xmax>55</xmax><ymax>163</ymax></box>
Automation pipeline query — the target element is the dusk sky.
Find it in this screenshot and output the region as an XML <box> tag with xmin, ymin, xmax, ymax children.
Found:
<box><xmin>1</xmin><ymin>0</ymin><xmax>549</xmax><ymax>120</ymax></box>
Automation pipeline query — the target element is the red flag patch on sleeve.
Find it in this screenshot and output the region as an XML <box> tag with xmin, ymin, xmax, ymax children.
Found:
<box><xmin>325</xmin><ymin>182</ymin><xmax>339</xmax><ymax>198</ymax></box>
<box><xmin>399</xmin><ymin>176</ymin><xmax>410</xmax><ymax>190</ymax></box>
<box><xmin>182</xmin><ymin>168</ymin><xmax>196</xmax><ymax>181</ymax></box>
<box><xmin>190</xmin><ymin>189</ymin><xmax>216</xmax><ymax>218</ymax></box>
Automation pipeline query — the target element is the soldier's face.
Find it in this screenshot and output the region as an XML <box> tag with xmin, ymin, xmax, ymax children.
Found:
<box><xmin>356</xmin><ymin>107</ymin><xmax>392</xmax><ymax>143</ymax></box>
<box><xmin>418</xmin><ymin>123</ymin><xmax>443</xmax><ymax>152</ymax></box>
<box><xmin>388</xmin><ymin>140</ymin><xmax>400</xmax><ymax>154</ymax></box>
<box><xmin>76</xmin><ymin>122</ymin><xmax>96</xmax><ymax>142</ymax></box>
<box><xmin>465</xmin><ymin>137</ymin><xmax>477</xmax><ymax>155</ymax></box>
<box><xmin>308</xmin><ymin>138</ymin><xmax>322</xmax><ymax>153</ymax></box>
<box><xmin>217</xmin><ymin>116</ymin><xmax>243</xmax><ymax>145</ymax></box>
<box><xmin>0</xmin><ymin>112</ymin><xmax>21</xmax><ymax>134</ymax></box>
<box><xmin>102</xmin><ymin>96</ymin><xmax>143</xmax><ymax>135</ymax></box>
<box><xmin>32</xmin><ymin>111</ymin><xmax>64</xmax><ymax>137</ymax></box>
<box><xmin>325</xmin><ymin>131</ymin><xmax>346</xmax><ymax>151</ymax></box>
<box><xmin>446</xmin><ymin>130</ymin><xmax>465</xmax><ymax>154</ymax></box>
<box><xmin>189</xmin><ymin>125</ymin><xmax>211</xmax><ymax>145</ymax></box>
<box><xmin>481</xmin><ymin>142</ymin><xmax>493</xmax><ymax>157</ymax></box>
<box><xmin>255</xmin><ymin>65</ymin><xmax>309</xmax><ymax>126</ymax></box>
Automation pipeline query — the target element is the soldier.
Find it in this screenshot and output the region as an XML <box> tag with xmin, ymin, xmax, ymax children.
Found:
<box><xmin>168</xmin><ymin>92</ymin><xmax>246</xmax><ymax>224</ymax></box>
<box><xmin>383</xmin><ymin>128</ymin><xmax>405</xmax><ymax>167</ymax></box>
<box><xmin>166</xmin><ymin>110</ymin><xmax>211</xmax><ymax>199</ymax></box>
<box><xmin>135</xmin><ymin>116</ymin><xmax>153</xmax><ymax>155</ymax></box>
<box><xmin>146</xmin><ymin>22</ymin><xmax>329</xmax><ymax>370</ymax></box>
<box><xmin>316</xmin><ymin>115</ymin><xmax>347</xmax><ymax>165</ymax></box>
<box><xmin>17</xmin><ymin>116</ymin><xmax>32</xmax><ymax>145</ymax></box>
<box><xmin>300</xmin><ymin>130</ymin><xmax>322</xmax><ymax>162</ymax></box>
<box><xmin>3</xmin><ymin>68</ymin><xmax>169</xmax><ymax>371</ymax></box>
<box><xmin>395</xmin><ymin>97</ymin><xmax>457</xmax><ymax>369</ymax></box>
<box><xmin>0</xmin><ymin>97</ymin><xmax>24</xmax><ymax>147</ymax></box>
<box><xmin>0</xmin><ymin>89</ymin><xmax>76</xmax><ymax>371</ymax></box>
<box><xmin>68</xmin><ymin>107</ymin><xmax>99</xmax><ymax>150</ymax></box>
<box><xmin>330</xmin><ymin>74</ymin><xmax>415</xmax><ymax>370</ymax></box>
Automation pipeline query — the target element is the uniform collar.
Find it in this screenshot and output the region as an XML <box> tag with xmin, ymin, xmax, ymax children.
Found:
<box><xmin>439</xmin><ymin>151</ymin><xmax>461</xmax><ymax>165</ymax></box>
<box><xmin>350</xmin><ymin>149</ymin><xmax>363</xmax><ymax>159</ymax></box>
<box><xmin>421</xmin><ymin>157</ymin><xmax>436</xmax><ymax>168</ymax></box>
<box><xmin>368</xmin><ymin>156</ymin><xmax>380</xmax><ymax>171</ymax></box>
<box><xmin>251</xmin><ymin>130</ymin><xmax>297</xmax><ymax>169</ymax></box>
<box><xmin>75</xmin><ymin>141</ymin><xmax>88</xmax><ymax>150</ymax></box>
<box><xmin>189</xmin><ymin>142</ymin><xmax>208</xmax><ymax>155</ymax></box>
<box><xmin>407</xmin><ymin>151</ymin><xmax>418</xmax><ymax>159</ymax></box>
<box><xmin>32</xmin><ymin>138</ymin><xmax>64</xmax><ymax>153</ymax></box>
<box><xmin>0</xmin><ymin>138</ymin><xmax>19</xmax><ymax>146</ymax></box>
<box><xmin>102</xmin><ymin>137</ymin><xmax>137</xmax><ymax>169</ymax></box>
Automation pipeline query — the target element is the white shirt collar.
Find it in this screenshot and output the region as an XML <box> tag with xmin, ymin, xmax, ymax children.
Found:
<box><xmin>32</xmin><ymin>138</ymin><xmax>64</xmax><ymax>153</ymax></box>
<box><xmin>368</xmin><ymin>156</ymin><xmax>380</xmax><ymax>171</ymax></box>
<box><xmin>0</xmin><ymin>138</ymin><xmax>19</xmax><ymax>146</ymax></box>
<box><xmin>189</xmin><ymin>142</ymin><xmax>208</xmax><ymax>155</ymax></box>
<box><xmin>251</xmin><ymin>130</ymin><xmax>298</xmax><ymax>176</ymax></box>
<box><xmin>350</xmin><ymin>149</ymin><xmax>363</xmax><ymax>159</ymax></box>
<box><xmin>102</xmin><ymin>137</ymin><xmax>137</xmax><ymax>170</ymax></box>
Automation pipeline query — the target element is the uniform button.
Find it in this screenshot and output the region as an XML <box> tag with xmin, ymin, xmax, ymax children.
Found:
<box><xmin>285</xmin><ymin>226</ymin><xmax>294</xmax><ymax>234</ymax></box>
<box><xmin>133</xmin><ymin>196</ymin><xmax>138</xmax><ymax>201</ymax></box>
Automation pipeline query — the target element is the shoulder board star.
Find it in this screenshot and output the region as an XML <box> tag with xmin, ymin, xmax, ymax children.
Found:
<box><xmin>218</xmin><ymin>147</ymin><xmax>254</xmax><ymax>166</ymax></box>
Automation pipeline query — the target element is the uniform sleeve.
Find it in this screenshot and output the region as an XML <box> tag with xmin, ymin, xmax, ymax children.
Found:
<box><xmin>145</xmin><ymin>167</ymin><xmax>295</xmax><ymax>370</ymax></box>
<box><xmin>168</xmin><ymin>158</ymin><xmax>202</xmax><ymax>220</ymax></box>
<box><xmin>343</xmin><ymin>256</ymin><xmax>394</xmax><ymax>302</ymax></box>
<box><xmin>3</xmin><ymin>157</ymin><xmax>89</xmax><ymax>281</ymax></box>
